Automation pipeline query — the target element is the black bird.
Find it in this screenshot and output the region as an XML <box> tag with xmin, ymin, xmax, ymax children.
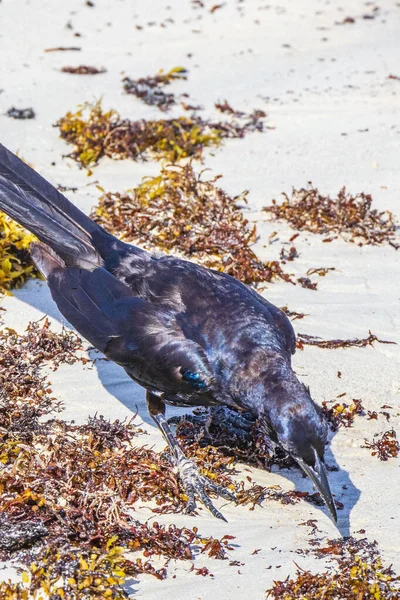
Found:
<box><xmin>0</xmin><ymin>144</ymin><xmax>337</xmax><ymax>522</ymax></box>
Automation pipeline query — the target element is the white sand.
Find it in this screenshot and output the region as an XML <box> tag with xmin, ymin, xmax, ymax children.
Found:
<box><xmin>0</xmin><ymin>0</ymin><xmax>399</xmax><ymax>597</ymax></box>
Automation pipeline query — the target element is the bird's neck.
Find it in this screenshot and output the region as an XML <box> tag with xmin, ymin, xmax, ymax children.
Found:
<box><xmin>227</xmin><ymin>347</ymin><xmax>297</xmax><ymax>412</ymax></box>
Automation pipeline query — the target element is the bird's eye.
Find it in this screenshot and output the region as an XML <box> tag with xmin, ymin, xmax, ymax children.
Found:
<box><xmin>181</xmin><ymin>370</ymin><xmax>207</xmax><ymax>390</ymax></box>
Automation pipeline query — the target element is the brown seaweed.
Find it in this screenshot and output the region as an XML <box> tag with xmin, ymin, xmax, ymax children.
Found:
<box><xmin>264</xmin><ymin>185</ymin><xmax>399</xmax><ymax>247</ymax></box>
<box><xmin>297</xmin><ymin>277</ymin><xmax>318</xmax><ymax>291</ymax></box>
<box><xmin>92</xmin><ymin>163</ymin><xmax>290</xmax><ymax>285</ymax></box>
<box><xmin>61</xmin><ymin>65</ymin><xmax>106</xmax><ymax>75</ymax></box>
<box><xmin>363</xmin><ymin>429</ymin><xmax>399</xmax><ymax>460</ymax></box>
<box><xmin>322</xmin><ymin>398</ymin><xmax>364</xmax><ymax>431</ymax></box>
<box><xmin>56</xmin><ymin>100</ymin><xmax>267</xmax><ymax>167</ymax></box>
<box><xmin>0</xmin><ymin>319</ymin><xmax>237</xmax><ymax>597</ymax></box>
<box><xmin>266</xmin><ymin>536</ymin><xmax>400</xmax><ymax>599</ymax></box>
<box><xmin>296</xmin><ymin>331</ymin><xmax>395</xmax><ymax>350</ymax></box>
<box><xmin>280</xmin><ymin>306</ymin><xmax>308</xmax><ymax>321</ymax></box>
<box><xmin>45</xmin><ymin>46</ymin><xmax>81</xmax><ymax>52</ymax></box>
<box><xmin>123</xmin><ymin>66</ymin><xmax>187</xmax><ymax>111</ymax></box>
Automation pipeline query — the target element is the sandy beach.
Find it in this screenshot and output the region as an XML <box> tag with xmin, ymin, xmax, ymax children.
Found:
<box><xmin>1</xmin><ymin>0</ymin><xmax>399</xmax><ymax>597</ymax></box>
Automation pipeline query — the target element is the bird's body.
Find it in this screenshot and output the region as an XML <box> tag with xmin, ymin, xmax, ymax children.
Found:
<box><xmin>108</xmin><ymin>252</ymin><xmax>296</xmax><ymax>411</ymax></box>
<box><xmin>0</xmin><ymin>144</ymin><xmax>337</xmax><ymax>522</ymax></box>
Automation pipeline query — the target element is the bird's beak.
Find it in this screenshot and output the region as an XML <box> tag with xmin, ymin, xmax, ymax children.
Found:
<box><xmin>295</xmin><ymin>452</ymin><xmax>337</xmax><ymax>522</ymax></box>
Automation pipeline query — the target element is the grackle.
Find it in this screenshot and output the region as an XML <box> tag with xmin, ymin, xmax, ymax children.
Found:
<box><xmin>0</xmin><ymin>144</ymin><xmax>337</xmax><ymax>522</ymax></box>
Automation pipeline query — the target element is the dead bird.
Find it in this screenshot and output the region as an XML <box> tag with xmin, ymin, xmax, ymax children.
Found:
<box><xmin>0</xmin><ymin>144</ymin><xmax>337</xmax><ymax>522</ymax></box>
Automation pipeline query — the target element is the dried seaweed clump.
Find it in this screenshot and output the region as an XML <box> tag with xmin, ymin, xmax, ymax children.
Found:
<box><xmin>123</xmin><ymin>66</ymin><xmax>187</xmax><ymax>111</ymax></box>
<box><xmin>264</xmin><ymin>185</ymin><xmax>399</xmax><ymax>246</ymax></box>
<box><xmin>363</xmin><ymin>429</ymin><xmax>399</xmax><ymax>461</ymax></box>
<box><xmin>57</xmin><ymin>100</ymin><xmax>266</xmax><ymax>167</ymax></box>
<box><xmin>0</xmin><ymin>320</ymin><xmax>235</xmax><ymax>598</ymax></box>
<box><xmin>57</xmin><ymin>101</ymin><xmax>119</xmax><ymax>168</ymax></box>
<box><xmin>280</xmin><ymin>306</ymin><xmax>307</xmax><ymax>320</ymax></box>
<box><xmin>61</xmin><ymin>65</ymin><xmax>107</xmax><ymax>75</ymax></box>
<box><xmin>21</xmin><ymin>317</ymin><xmax>88</xmax><ymax>370</ymax></box>
<box><xmin>297</xmin><ymin>276</ymin><xmax>317</xmax><ymax>291</ymax></box>
<box><xmin>92</xmin><ymin>163</ymin><xmax>289</xmax><ymax>285</ymax></box>
<box><xmin>6</xmin><ymin>107</ymin><xmax>35</xmax><ymax>120</ymax></box>
<box><xmin>0</xmin><ymin>542</ymin><xmax>130</xmax><ymax>599</ymax></box>
<box><xmin>0</xmin><ymin>531</ymin><xmax>237</xmax><ymax>598</ymax></box>
<box><xmin>0</xmin><ymin>318</ymin><xmax>83</xmax><ymax>441</ymax></box>
<box><xmin>296</xmin><ymin>331</ymin><xmax>395</xmax><ymax>350</ymax></box>
<box><xmin>0</xmin><ymin>212</ymin><xmax>38</xmax><ymax>292</ymax></box>
<box><xmin>322</xmin><ymin>397</ymin><xmax>364</xmax><ymax>431</ymax></box>
<box><xmin>266</xmin><ymin>536</ymin><xmax>400</xmax><ymax>599</ymax></box>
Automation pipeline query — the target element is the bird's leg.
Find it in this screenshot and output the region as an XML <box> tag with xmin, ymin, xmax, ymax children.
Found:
<box><xmin>146</xmin><ymin>391</ymin><xmax>236</xmax><ymax>521</ymax></box>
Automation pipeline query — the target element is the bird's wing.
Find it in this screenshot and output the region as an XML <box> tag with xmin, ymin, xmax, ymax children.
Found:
<box><xmin>124</xmin><ymin>256</ymin><xmax>297</xmax><ymax>357</ymax></box>
<box><xmin>205</xmin><ymin>268</ymin><xmax>297</xmax><ymax>355</ymax></box>
<box><xmin>47</xmin><ymin>265</ymin><xmax>138</xmax><ymax>352</ymax></box>
<box><xmin>251</xmin><ymin>291</ymin><xmax>297</xmax><ymax>355</ymax></box>
<box><xmin>47</xmin><ymin>265</ymin><xmax>214</xmax><ymax>396</ymax></box>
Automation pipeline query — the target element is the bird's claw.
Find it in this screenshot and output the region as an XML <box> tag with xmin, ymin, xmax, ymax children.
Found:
<box><xmin>174</xmin><ymin>448</ymin><xmax>236</xmax><ymax>521</ymax></box>
<box><xmin>210</xmin><ymin>406</ymin><xmax>255</xmax><ymax>432</ymax></box>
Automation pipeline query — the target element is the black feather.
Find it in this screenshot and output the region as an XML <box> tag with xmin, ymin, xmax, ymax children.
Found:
<box><xmin>47</xmin><ymin>266</ymin><xmax>136</xmax><ymax>352</ymax></box>
<box><xmin>0</xmin><ymin>144</ymin><xmax>102</xmax><ymax>266</ymax></box>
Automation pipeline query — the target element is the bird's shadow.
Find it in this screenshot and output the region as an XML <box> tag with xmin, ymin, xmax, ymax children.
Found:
<box><xmin>11</xmin><ymin>281</ymin><xmax>360</xmax><ymax>535</ymax></box>
<box><xmin>11</xmin><ymin>282</ymin><xmax>156</xmax><ymax>428</ymax></box>
<box><xmin>270</xmin><ymin>441</ymin><xmax>359</xmax><ymax>538</ymax></box>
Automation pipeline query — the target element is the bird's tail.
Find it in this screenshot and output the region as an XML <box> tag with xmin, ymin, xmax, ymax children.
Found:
<box><xmin>0</xmin><ymin>143</ymin><xmax>105</xmax><ymax>270</ymax></box>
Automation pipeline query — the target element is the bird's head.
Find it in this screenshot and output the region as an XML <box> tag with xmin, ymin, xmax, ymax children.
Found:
<box><xmin>254</xmin><ymin>370</ymin><xmax>337</xmax><ymax>522</ymax></box>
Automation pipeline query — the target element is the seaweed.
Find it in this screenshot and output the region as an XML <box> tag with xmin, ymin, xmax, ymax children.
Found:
<box><xmin>6</xmin><ymin>107</ymin><xmax>35</xmax><ymax>120</ymax></box>
<box><xmin>123</xmin><ymin>66</ymin><xmax>188</xmax><ymax>111</ymax></box>
<box><xmin>194</xmin><ymin>566</ymin><xmax>214</xmax><ymax>577</ymax></box>
<box><xmin>380</xmin><ymin>411</ymin><xmax>391</xmax><ymax>422</ymax></box>
<box><xmin>237</xmin><ymin>485</ymin><xmax>336</xmax><ymax>512</ymax></box>
<box><xmin>92</xmin><ymin>163</ymin><xmax>290</xmax><ymax>285</ymax></box>
<box><xmin>336</xmin><ymin>16</ymin><xmax>356</xmax><ymax>24</ymax></box>
<box><xmin>0</xmin><ymin>319</ymin><xmax>238</xmax><ymax>597</ymax></box>
<box><xmin>210</xmin><ymin>4</ymin><xmax>225</xmax><ymax>13</ymax></box>
<box><xmin>20</xmin><ymin>317</ymin><xmax>88</xmax><ymax>370</ymax></box>
<box><xmin>321</xmin><ymin>397</ymin><xmax>364</xmax><ymax>431</ymax></box>
<box><xmin>0</xmin><ymin>212</ymin><xmax>39</xmax><ymax>292</ymax></box>
<box><xmin>296</xmin><ymin>331</ymin><xmax>395</xmax><ymax>350</ymax></box>
<box><xmin>201</xmin><ymin>535</ymin><xmax>235</xmax><ymax>559</ymax></box>
<box><xmin>279</xmin><ymin>245</ymin><xmax>299</xmax><ymax>262</ymax></box>
<box><xmin>297</xmin><ymin>276</ymin><xmax>318</xmax><ymax>291</ymax></box>
<box><xmin>306</xmin><ymin>267</ymin><xmax>335</xmax><ymax>277</ymax></box>
<box><xmin>57</xmin><ymin>184</ymin><xmax>78</xmax><ymax>193</ymax></box>
<box><xmin>56</xmin><ymin>100</ymin><xmax>267</xmax><ymax>167</ymax></box>
<box><xmin>44</xmin><ymin>46</ymin><xmax>81</xmax><ymax>52</ymax></box>
<box><xmin>264</xmin><ymin>184</ymin><xmax>399</xmax><ymax>247</ymax></box>
<box><xmin>0</xmin><ymin>541</ymin><xmax>133</xmax><ymax>599</ymax></box>
<box><xmin>61</xmin><ymin>65</ymin><xmax>106</xmax><ymax>75</ymax></box>
<box><xmin>215</xmin><ymin>100</ymin><xmax>244</xmax><ymax>116</ymax></box>
<box><xmin>280</xmin><ymin>306</ymin><xmax>308</xmax><ymax>321</ymax></box>
<box><xmin>363</xmin><ymin>429</ymin><xmax>399</xmax><ymax>460</ymax></box>
<box><xmin>266</xmin><ymin>536</ymin><xmax>400</xmax><ymax>599</ymax></box>
<box><xmin>0</xmin><ymin>317</ymin><xmax>83</xmax><ymax>441</ymax></box>
<box><xmin>57</xmin><ymin>101</ymin><xmax>119</xmax><ymax>168</ymax></box>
